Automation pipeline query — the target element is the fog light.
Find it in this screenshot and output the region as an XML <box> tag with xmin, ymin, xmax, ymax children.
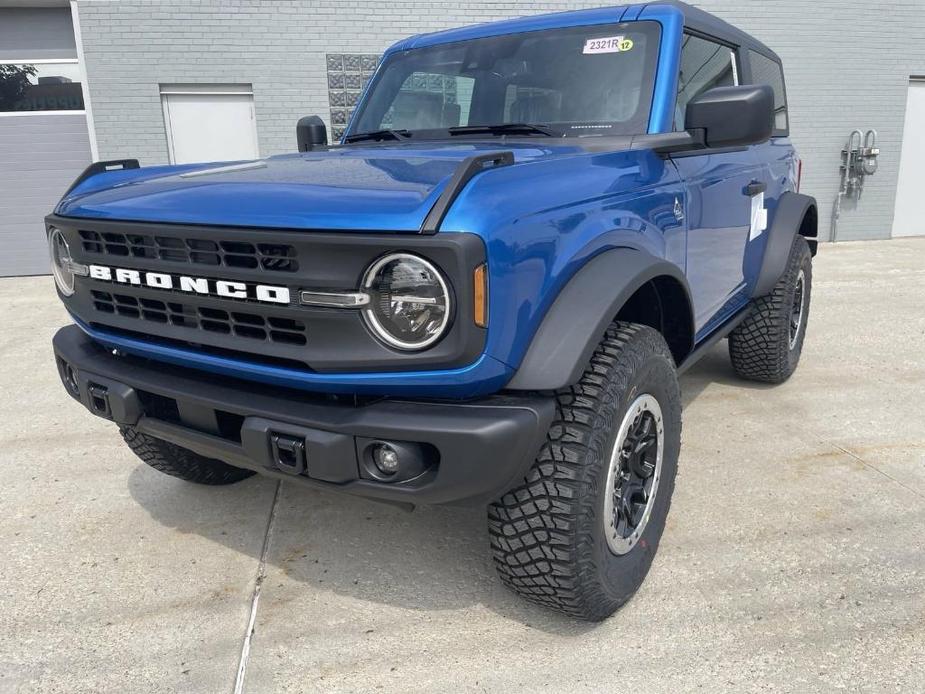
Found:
<box><xmin>57</xmin><ymin>357</ymin><xmax>80</xmax><ymax>397</ymax></box>
<box><xmin>64</xmin><ymin>363</ymin><xmax>79</xmax><ymax>395</ymax></box>
<box><xmin>372</xmin><ymin>444</ymin><xmax>400</xmax><ymax>475</ymax></box>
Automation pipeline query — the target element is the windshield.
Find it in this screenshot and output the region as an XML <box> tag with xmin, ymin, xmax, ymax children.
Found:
<box><xmin>350</xmin><ymin>21</ymin><xmax>661</xmax><ymax>140</ymax></box>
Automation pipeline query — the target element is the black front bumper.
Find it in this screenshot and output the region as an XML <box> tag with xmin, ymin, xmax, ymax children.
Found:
<box><xmin>53</xmin><ymin>325</ymin><xmax>555</xmax><ymax>506</ymax></box>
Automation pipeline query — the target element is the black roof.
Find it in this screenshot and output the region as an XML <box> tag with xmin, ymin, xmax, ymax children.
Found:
<box><xmin>660</xmin><ymin>0</ymin><xmax>780</xmax><ymax>61</ymax></box>
<box><xmin>402</xmin><ymin>1</ymin><xmax>782</xmax><ymax>62</ymax></box>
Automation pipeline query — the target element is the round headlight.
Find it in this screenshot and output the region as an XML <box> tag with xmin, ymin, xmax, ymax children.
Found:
<box><xmin>362</xmin><ymin>253</ymin><xmax>451</xmax><ymax>351</ymax></box>
<box><xmin>48</xmin><ymin>227</ymin><xmax>76</xmax><ymax>296</ymax></box>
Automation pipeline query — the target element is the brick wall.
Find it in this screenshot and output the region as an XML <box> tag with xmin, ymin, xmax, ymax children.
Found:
<box><xmin>76</xmin><ymin>0</ymin><xmax>925</xmax><ymax>241</ymax></box>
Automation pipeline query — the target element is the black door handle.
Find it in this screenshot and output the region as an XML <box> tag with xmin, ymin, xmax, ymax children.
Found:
<box><xmin>745</xmin><ymin>181</ymin><xmax>767</xmax><ymax>196</ymax></box>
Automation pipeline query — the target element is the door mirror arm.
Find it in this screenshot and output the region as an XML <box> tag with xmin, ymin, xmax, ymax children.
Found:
<box><xmin>643</xmin><ymin>129</ymin><xmax>707</xmax><ymax>156</ymax></box>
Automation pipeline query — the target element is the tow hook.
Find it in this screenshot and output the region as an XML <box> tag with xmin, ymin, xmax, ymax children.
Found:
<box><xmin>270</xmin><ymin>433</ymin><xmax>307</xmax><ymax>475</ymax></box>
<box><xmin>87</xmin><ymin>383</ymin><xmax>112</xmax><ymax>418</ymax></box>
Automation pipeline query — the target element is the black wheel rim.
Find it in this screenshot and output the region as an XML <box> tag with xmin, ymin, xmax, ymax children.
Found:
<box><xmin>789</xmin><ymin>269</ymin><xmax>806</xmax><ymax>350</ymax></box>
<box><xmin>604</xmin><ymin>394</ymin><xmax>664</xmax><ymax>555</ymax></box>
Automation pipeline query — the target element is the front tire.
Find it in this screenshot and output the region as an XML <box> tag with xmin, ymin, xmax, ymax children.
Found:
<box><xmin>728</xmin><ymin>235</ymin><xmax>813</xmax><ymax>383</ymax></box>
<box><xmin>121</xmin><ymin>427</ymin><xmax>255</xmax><ymax>485</ymax></box>
<box><xmin>488</xmin><ymin>323</ymin><xmax>682</xmax><ymax>621</ymax></box>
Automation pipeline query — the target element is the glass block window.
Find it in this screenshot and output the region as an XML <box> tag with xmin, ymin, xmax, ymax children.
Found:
<box><xmin>326</xmin><ymin>53</ymin><xmax>379</xmax><ymax>141</ymax></box>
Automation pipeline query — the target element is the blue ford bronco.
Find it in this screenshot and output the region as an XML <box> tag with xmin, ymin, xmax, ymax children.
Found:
<box><xmin>49</xmin><ymin>1</ymin><xmax>817</xmax><ymax>620</ymax></box>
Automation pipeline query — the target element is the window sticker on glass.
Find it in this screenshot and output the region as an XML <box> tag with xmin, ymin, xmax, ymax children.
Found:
<box><xmin>583</xmin><ymin>36</ymin><xmax>634</xmax><ymax>54</ymax></box>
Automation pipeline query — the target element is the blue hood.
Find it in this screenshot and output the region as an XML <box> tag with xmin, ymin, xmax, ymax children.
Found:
<box><xmin>56</xmin><ymin>143</ymin><xmax>584</xmax><ymax>231</ymax></box>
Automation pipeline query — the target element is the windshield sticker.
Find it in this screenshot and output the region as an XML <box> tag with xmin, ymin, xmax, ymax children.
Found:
<box><xmin>583</xmin><ymin>36</ymin><xmax>634</xmax><ymax>54</ymax></box>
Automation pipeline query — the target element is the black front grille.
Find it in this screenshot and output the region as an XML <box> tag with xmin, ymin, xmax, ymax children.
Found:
<box><xmin>50</xmin><ymin>214</ymin><xmax>486</xmax><ymax>373</ymax></box>
<box><xmin>78</xmin><ymin>230</ymin><xmax>298</xmax><ymax>272</ymax></box>
<box><xmin>91</xmin><ymin>290</ymin><xmax>307</xmax><ymax>346</ymax></box>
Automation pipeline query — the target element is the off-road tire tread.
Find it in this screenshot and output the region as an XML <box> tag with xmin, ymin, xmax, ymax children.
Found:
<box><xmin>120</xmin><ymin>426</ymin><xmax>255</xmax><ymax>485</ymax></box>
<box><xmin>728</xmin><ymin>235</ymin><xmax>812</xmax><ymax>383</ymax></box>
<box><xmin>488</xmin><ymin>323</ymin><xmax>679</xmax><ymax>621</ymax></box>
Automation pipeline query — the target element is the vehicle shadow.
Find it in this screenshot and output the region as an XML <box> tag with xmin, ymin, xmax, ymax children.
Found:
<box><xmin>125</xmin><ymin>339</ymin><xmax>766</xmax><ymax>635</ymax></box>
<box><xmin>127</xmin><ymin>463</ymin><xmax>596</xmax><ymax>635</ymax></box>
<box><xmin>679</xmin><ymin>340</ymin><xmax>777</xmax><ymax>407</ymax></box>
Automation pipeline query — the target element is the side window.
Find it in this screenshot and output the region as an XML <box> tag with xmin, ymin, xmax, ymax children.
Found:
<box><xmin>675</xmin><ymin>34</ymin><xmax>738</xmax><ymax>130</ymax></box>
<box><xmin>748</xmin><ymin>50</ymin><xmax>788</xmax><ymax>135</ymax></box>
<box><xmin>380</xmin><ymin>72</ymin><xmax>474</xmax><ymax>130</ymax></box>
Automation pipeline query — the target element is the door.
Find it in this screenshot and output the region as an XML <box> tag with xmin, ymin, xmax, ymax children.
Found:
<box><xmin>892</xmin><ymin>78</ymin><xmax>925</xmax><ymax>238</ymax></box>
<box><xmin>672</xmin><ymin>34</ymin><xmax>763</xmax><ymax>335</ymax></box>
<box><xmin>674</xmin><ymin>150</ymin><xmax>764</xmax><ymax>335</ymax></box>
<box><xmin>161</xmin><ymin>85</ymin><xmax>259</xmax><ymax>164</ymax></box>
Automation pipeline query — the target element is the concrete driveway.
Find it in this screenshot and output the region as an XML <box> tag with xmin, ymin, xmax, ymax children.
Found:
<box><xmin>1</xmin><ymin>238</ymin><xmax>923</xmax><ymax>693</ymax></box>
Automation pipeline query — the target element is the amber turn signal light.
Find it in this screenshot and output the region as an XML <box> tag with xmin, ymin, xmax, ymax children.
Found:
<box><xmin>473</xmin><ymin>263</ymin><xmax>488</xmax><ymax>328</ymax></box>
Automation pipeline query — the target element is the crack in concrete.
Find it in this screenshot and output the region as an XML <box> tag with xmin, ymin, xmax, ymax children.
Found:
<box><xmin>829</xmin><ymin>442</ymin><xmax>925</xmax><ymax>501</ymax></box>
<box><xmin>234</xmin><ymin>480</ymin><xmax>282</xmax><ymax>694</ymax></box>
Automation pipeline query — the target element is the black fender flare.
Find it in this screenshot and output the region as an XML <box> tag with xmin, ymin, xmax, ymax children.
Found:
<box><xmin>506</xmin><ymin>248</ymin><xmax>694</xmax><ymax>391</ymax></box>
<box><xmin>752</xmin><ymin>192</ymin><xmax>817</xmax><ymax>298</ymax></box>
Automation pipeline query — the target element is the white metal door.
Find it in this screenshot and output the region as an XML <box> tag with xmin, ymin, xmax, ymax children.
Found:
<box><xmin>892</xmin><ymin>79</ymin><xmax>925</xmax><ymax>238</ymax></box>
<box><xmin>161</xmin><ymin>85</ymin><xmax>259</xmax><ymax>164</ymax></box>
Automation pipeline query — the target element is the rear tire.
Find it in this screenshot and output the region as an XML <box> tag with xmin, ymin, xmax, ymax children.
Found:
<box><xmin>121</xmin><ymin>427</ymin><xmax>255</xmax><ymax>485</ymax></box>
<box><xmin>488</xmin><ymin>323</ymin><xmax>682</xmax><ymax>621</ymax></box>
<box><xmin>729</xmin><ymin>235</ymin><xmax>812</xmax><ymax>383</ymax></box>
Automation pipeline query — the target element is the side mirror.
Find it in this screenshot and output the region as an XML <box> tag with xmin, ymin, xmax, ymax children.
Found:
<box><xmin>296</xmin><ymin>115</ymin><xmax>328</xmax><ymax>151</ymax></box>
<box><xmin>685</xmin><ymin>85</ymin><xmax>774</xmax><ymax>148</ymax></box>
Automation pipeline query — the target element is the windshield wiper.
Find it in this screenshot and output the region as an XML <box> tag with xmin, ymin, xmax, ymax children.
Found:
<box><xmin>448</xmin><ymin>123</ymin><xmax>562</xmax><ymax>137</ymax></box>
<box><xmin>342</xmin><ymin>129</ymin><xmax>412</xmax><ymax>144</ymax></box>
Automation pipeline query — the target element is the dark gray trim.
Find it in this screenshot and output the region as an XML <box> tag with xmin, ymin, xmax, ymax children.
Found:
<box><xmin>684</xmin><ymin>85</ymin><xmax>774</xmax><ymax>149</ymax></box>
<box><xmin>54</xmin><ymin>325</ymin><xmax>556</xmax><ymax>507</ymax></box>
<box><xmin>420</xmin><ymin>151</ymin><xmax>514</xmax><ymax>233</ymax></box>
<box><xmin>48</xmin><ymin>215</ymin><xmax>488</xmax><ymax>372</ymax></box>
<box><xmin>677</xmin><ymin>305</ymin><xmax>750</xmax><ymax>374</ymax></box>
<box><xmin>506</xmin><ymin>248</ymin><xmax>693</xmax><ymax>390</ymax></box>
<box><xmin>62</xmin><ymin>159</ymin><xmax>139</xmax><ymax>198</ymax></box>
<box><xmin>665</xmin><ymin>0</ymin><xmax>781</xmax><ymax>62</ymax></box>
<box><xmin>751</xmin><ymin>192</ymin><xmax>817</xmax><ymax>298</ymax></box>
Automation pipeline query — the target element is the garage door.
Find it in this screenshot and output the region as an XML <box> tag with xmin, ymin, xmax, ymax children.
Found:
<box><xmin>0</xmin><ymin>7</ymin><xmax>93</xmax><ymax>277</ymax></box>
<box><xmin>0</xmin><ymin>113</ymin><xmax>91</xmax><ymax>276</ymax></box>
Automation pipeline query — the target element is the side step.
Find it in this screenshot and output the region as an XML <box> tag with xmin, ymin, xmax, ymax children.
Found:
<box><xmin>677</xmin><ymin>306</ymin><xmax>751</xmax><ymax>375</ymax></box>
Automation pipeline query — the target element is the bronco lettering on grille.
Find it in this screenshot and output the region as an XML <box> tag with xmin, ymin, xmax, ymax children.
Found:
<box><xmin>87</xmin><ymin>264</ymin><xmax>291</xmax><ymax>305</ymax></box>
